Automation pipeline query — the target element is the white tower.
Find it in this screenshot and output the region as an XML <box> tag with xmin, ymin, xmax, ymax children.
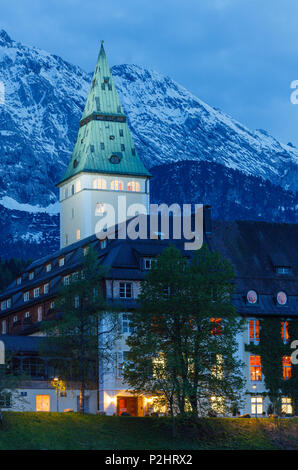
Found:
<box><xmin>57</xmin><ymin>43</ymin><xmax>151</xmax><ymax>248</ymax></box>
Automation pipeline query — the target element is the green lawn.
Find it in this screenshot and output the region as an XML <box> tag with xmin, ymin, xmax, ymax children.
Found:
<box><xmin>0</xmin><ymin>413</ymin><xmax>297</xmax><ymax>450</ymax></box>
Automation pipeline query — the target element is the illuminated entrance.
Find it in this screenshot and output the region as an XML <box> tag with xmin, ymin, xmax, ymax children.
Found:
<box><xmin>36</xmin><ymin>395</ymin><xmax>50</xmax><ymax>412</ymax></box>
<box><xmin>117</xmin><ymin>397</ymin><xmax>139</xmax><ymax>416</ymax></box>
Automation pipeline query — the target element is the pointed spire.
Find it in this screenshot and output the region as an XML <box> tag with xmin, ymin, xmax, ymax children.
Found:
<box><xmin>58</xmin><ymin>43</ymin><xmax>151</xmax><ymax>186</ymax></box>
<box><xmin>81</xmin><ymin>41</ymin><xmax>124</xmax><ymax>121</ymax></box>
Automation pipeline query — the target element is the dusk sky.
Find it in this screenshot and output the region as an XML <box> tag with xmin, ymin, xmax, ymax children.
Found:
<box><xmin>1</xmin><ymin>0</ymin><xmax>298</xmax><ymax>146</ymax></box>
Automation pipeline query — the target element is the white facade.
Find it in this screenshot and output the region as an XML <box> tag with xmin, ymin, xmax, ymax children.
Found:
<box><xmin>59</xmin><ymin>173</ymin><xmax>150</xmax><ymax>248</ymax></box>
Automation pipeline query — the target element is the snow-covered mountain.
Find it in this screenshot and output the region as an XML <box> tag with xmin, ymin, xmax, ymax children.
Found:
<box><xmin>0</xmin><ymin>29</ymin><xmax>297</xmax><ymax>259</ymax></box>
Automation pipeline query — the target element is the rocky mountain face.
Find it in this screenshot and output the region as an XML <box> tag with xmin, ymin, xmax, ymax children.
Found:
<box><xmin>0</xmin><ymin>29</ymin><xmax>296</xmax><ymax>259</ymax></box>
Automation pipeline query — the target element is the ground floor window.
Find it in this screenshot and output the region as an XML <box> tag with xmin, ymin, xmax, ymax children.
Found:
<box><xmin>0</xmin><ymin>392</ymin><xmax>12</xmax><ymax>409</ymax></box>
<box><xmin>281</xmin><ymin>397</ymin><xmax>293</xmax><ymax>415</ymax></box>
<box><xmin>251</xmin><ymin>397</ymin><xmax>263</xmax><ymax>415</ymax></box>
<box><xmin>36</xmin><ymin>395</ymin><xmax>50</xmax><ymax>412</ymax></box>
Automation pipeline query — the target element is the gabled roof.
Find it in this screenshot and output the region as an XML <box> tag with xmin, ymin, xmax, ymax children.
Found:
<box><xmin>58</xmin><ymin>43</ymin><xmax>151</xmax><ymax>185</ymax></box>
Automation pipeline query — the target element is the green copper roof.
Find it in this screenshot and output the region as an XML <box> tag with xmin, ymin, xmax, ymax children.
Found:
<box><xmin>58</xmin><ymin>42</ymin><xmax>151</xmax><ymax>185</ymax></box>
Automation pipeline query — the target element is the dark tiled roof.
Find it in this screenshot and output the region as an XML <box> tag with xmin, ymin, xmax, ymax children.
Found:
<box><xmin>0</xmin><ymin>216</ymin><xmax>297</xmax><ymax>320</ymax></box>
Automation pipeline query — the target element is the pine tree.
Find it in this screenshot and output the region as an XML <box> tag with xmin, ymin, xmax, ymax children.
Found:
<box><xmin>124</xmin><ymin>245</ymin><xmax>244</xmax><ymax>418</ymax></box>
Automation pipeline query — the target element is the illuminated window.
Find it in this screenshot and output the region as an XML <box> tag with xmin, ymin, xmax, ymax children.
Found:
<box><xmin>95</xmin><ymin>202</ymin><xmax>106</xmax><ymax>215</ymax></box>
<box><xmin>153</xmin><ymin>353</ymin><xmax>166</xmax><ymax>379</ymax></box>
<box><xmin>111</xmin><ymin>180</ymin><xmax>123</xmax><ymax>191</ymax></box>
<box><xmin>250</xmin><ymin>356</ymin><xmax>262</xmax><ymax>381</ymax></box>
<box><xmin>210</xmin><ymin>318</ymin><xmax>222</xmax><ymax>335</ymax></box>
<box><xmin>249</xmin><ymin>320</ymin><xmax>260</xmax><ymax>342</ymax></box>
<box><xmin>283</xmin><ymin>356</ymin><xmax>292</xmax><ymax>380</ymax></box>
<box><xmin>281</xmin><ymin>397</ymin><xmax>293</xmax><ymax>415</ymax></box>
<box><xmin>76</xmin><ymin>229</ymin><xmax>81</xmax><ymax>241</ymax></box>
<box><xmin>127</xmin><ymin>181</ymin><xmax>141</xmax><ymax>192</ymax></box>
<box><xmin>281</xmin><ymin>321</ymin><xmax>289</xmax><ymax>343</ymax></box>
<box><xmin>277</xmin><ymin>291</ymin><xmax>287</xmax><ymax>306</ymax></box>
<box><xmin>210</xmin><ymin>396</ymin><xmax>225</xmax><ymax>414</ymax></box>
<box><xmin>212</xmin><ymin>355</ymin><xmax>224</xmax><ymax>380</ymax></box>
<box><xmin>119</xmin><ymin>283</ymin><xmax>133</xmax><ymax>299</ymax></box>
<box><xmin>251</xmin><ymin>397</ymin><xmax>263</xmax><ymax>415</ymax></box>
<box><xmin>247</xmin><ymin>290</ymin><xmax>258</xmax><ymax>304</ymax></box>
<box><xmin>93</xmin><ymin>178</ymin><xmax>107</xmax><ymax>190</ymax></box>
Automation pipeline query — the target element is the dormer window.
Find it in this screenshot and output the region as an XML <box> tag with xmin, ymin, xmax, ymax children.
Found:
<box><xmin>59</xmin><ymin>257</ymin><xmax>65</xmax><ymax>267</ymax></box>
<box><xmin>83</xmin><ymin>246</ymin><xmax>89</xmax><ymax>256</ymax></box>
<box><xmin>44</xmin><ymin>283</ymin><xmax>49</xmax><ymax>295</ymax></box>
<box><xmin>247</xmin><ymin>290</ymin><xmax>258</xmax><ymax>305</ymax></box>
<box><xmin>144</xmin><ymin>258</ymin><xmax>155</xmax><ymax>270</ymax></box>
<box><xmin>276</xmin><ymin>266</ymin><xmax>292</xmax><ymax>275</ymax></box>
<box><xmin>109</xmin><ymin>155</ymin><xmax>121</xmax><ymax>165</ymax></box>
<box><xmin>29</xmin><ymin>272</ymin><xmax>34</xmax><ymax>281</ymax></box>
<box><xmin>6</xmin><ymin>298</ymin><xmax>11</xmax><ymax>309</ymax></box>
<box><xmin>277</xmin><ymin>291</ymin><xmax>287</xmax><ymax>306</ymax></box>
<box><xmin>24</xmin><ymin>292</ymin><xmax>30</xmax><ymax>302</ymax></box>
<box><xmin>34</xmin><ymin>288</ymin><xmax>40</xmax><ymax>298</ymax></box>
<box><xmin>101</xmin><ymin>239</ymin><xmax>107</xmax><ymax>250</ymax></box>
<box><xmin>1</xmin><ymin>301</ymin><xmax>7</xmax><ymax>311</ymax></box>
<box><xmin>46</xmin><ymin>264</ymin><xmax>52</xmax><ymax>273</ymax></box>
<box><xmin>17</xmin><ymin>277</ymin><xmax>22</xmax><ymax>285</ymax></box>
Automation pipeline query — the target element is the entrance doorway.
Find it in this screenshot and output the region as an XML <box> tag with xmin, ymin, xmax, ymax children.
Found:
<box><xmin>117</xmin><ymin>397</ymin><xmax>138</xmax><ymax>416</ymax></box>
<box><xmin>36</xmin><ymin>395</ymin><xmax>50</xmax><ymax>412</ymax></box>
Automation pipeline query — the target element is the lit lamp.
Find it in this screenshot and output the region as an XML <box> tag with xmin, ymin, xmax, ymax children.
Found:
<box><xmin>51</xmin><ymin>377</ymin><xmax>60</xmax><ymax>413</ymax></box>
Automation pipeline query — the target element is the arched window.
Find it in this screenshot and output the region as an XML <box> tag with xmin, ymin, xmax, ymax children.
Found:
<box><xmin>93</xmin><ymin>178</ymin><xmax>107</xmax><ymax>190</ymax></box>
<box><xmin>127</xmin><ymin>181</ymin><xmax>141</xmax><ymax>192</ymax></box>
<box><xmin>111</xmin><ymin>180</ymin><xmax>123</xmax><ymax>191</ymax></box>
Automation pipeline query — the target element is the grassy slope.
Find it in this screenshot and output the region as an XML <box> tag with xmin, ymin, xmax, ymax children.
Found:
<box><xmin>0</xmin><ymin>413</ymin><xmax>297</xmax><ymax>450</ymax></box>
